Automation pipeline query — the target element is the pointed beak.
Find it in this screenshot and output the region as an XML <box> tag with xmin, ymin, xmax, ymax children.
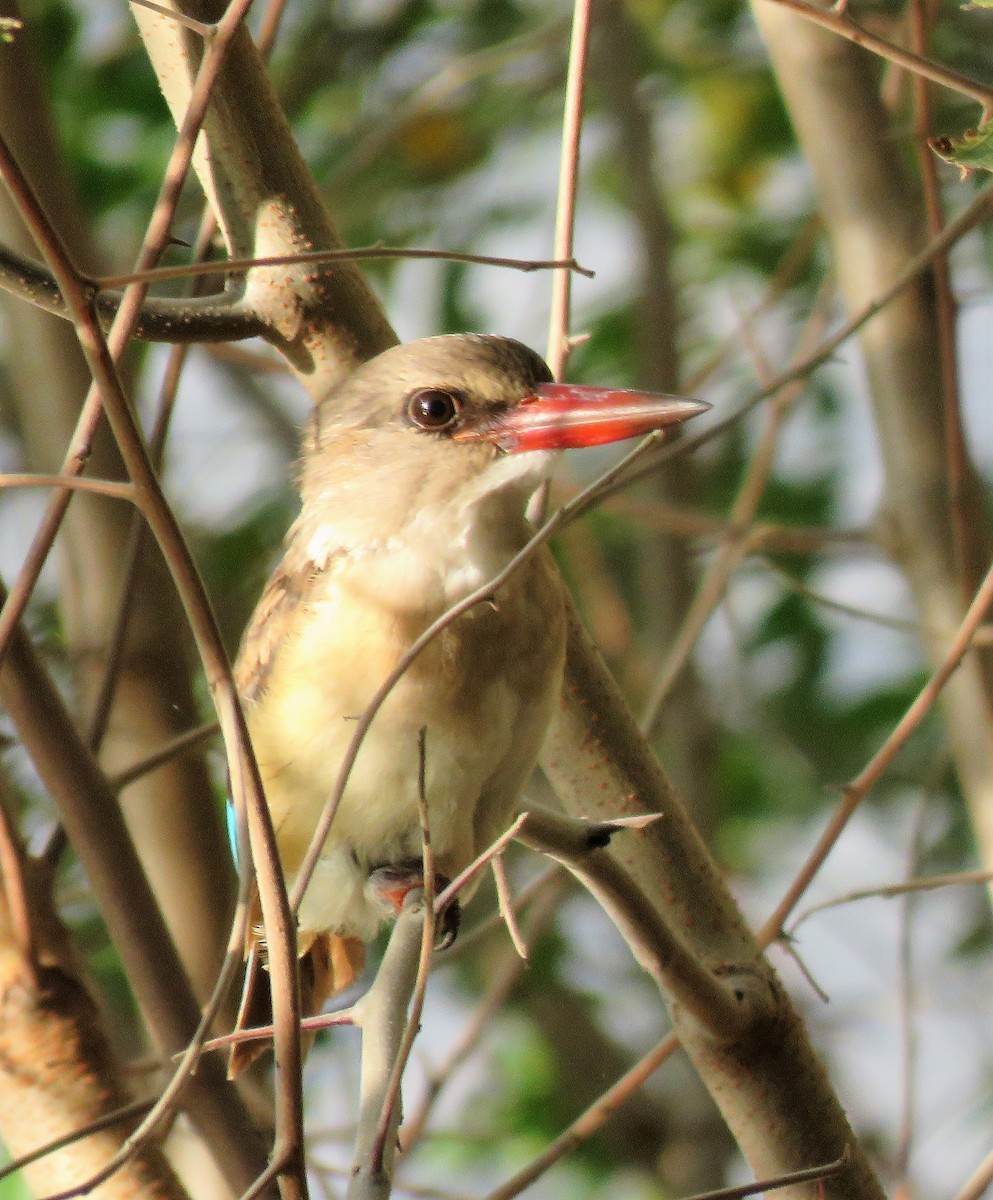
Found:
<box><xmin>455</xmin><ymin>383</ymin><xmax>710</xmax><ymax>453</ymax></box>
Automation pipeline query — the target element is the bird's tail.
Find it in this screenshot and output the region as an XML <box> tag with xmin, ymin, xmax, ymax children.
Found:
<box><xmin>227</xmin><ymin>908</ymin><xmax>365</xmax><ymax>1078</ymax></box>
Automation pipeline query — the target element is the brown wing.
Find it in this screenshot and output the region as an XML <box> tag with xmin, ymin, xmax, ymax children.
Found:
<box><xmin>235</xmin><ymin>567</ymin><xmax>310</xmax><ymax>702</ymax></box>
<box><xmin>235</xmin><ymin>527</ymin><xmax>349</xmax><ymax>702</ymax></box>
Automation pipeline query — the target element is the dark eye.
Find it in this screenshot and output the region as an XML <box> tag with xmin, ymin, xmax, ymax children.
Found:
<box><xmin>406</xmin><ymin>388</ymin><xmax>461</xmax><ymax>431</ymax></box>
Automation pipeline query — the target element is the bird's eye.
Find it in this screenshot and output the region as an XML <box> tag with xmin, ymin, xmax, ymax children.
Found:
<box><xmin>406</xmin><ymin>388</ymin><xmax>461</xmax><ymax>431</ymax></box>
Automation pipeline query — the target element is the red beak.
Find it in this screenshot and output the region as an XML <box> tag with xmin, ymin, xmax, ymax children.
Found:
<box><xmin>456</xmin><ymin>383</ymin><xmax>709</xmax><ymax>453</ymax></box>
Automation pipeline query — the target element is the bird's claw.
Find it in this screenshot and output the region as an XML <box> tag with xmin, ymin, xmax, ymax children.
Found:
<box><xmin>436</xmin><ymin>897</ymin><xmax>461</xmax><ymax>950</ymax></box>
<box><xmin>367</xmin><ymin>863</ymin><xmax>461</xmax><ymax>949</ymax></box>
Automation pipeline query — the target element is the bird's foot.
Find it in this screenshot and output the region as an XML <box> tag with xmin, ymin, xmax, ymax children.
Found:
<box><xmin>367</xmin><ymin>863</ymin><xmax>461</xmax><ymax>949</ymax></box>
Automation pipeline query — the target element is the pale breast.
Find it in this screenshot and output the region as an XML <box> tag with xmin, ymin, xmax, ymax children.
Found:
<box><xmin>244</xmin><ymin>545</ymin><xmax>566</xmax><ymax>900</ymax></box>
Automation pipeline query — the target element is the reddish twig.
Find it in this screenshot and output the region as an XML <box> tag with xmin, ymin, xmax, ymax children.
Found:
<box><xmin>491</xmin><ymin>856</ymin><xmax>528</xmax><ymax>959</ymax></box>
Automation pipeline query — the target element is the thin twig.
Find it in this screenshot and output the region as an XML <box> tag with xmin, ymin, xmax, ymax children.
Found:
<box><xmin>0</xmin><ymin>1100</ymin><xmax>154</xmax><ymax>1184</ymax></box>
<box><xmin>787</xmin><ymin>866</ymin><xmax>993</xmax><ymax>934</ymax></box>
<box><xmin>532</xmin><ymin>0</ymin><xmax>591</xmax><ymax>527</ymax></box>
<box><xmin>198</xmin><ymin>1006</ymin><xmax>354</xmax><ymax>1058</ymax></box>
<box><xmin>894</xmin><ymin>797</ymin><xmax>928</xmax><ymax>1189</ymax></box>
<box><xmin>96</xmin><ymin>247</ymin><xmax>594</xmax><ymax>290</ymax></box>
<box><xmin>545</xmin><ymin>0</ymin><xmax>592</xmax><ymax>380</ymax></box>
<box><xmin>491</xmin><ymin>856</ymin><xmax>528</xmax><ymax>960</ymax></box>
<box><xmin>432</xmin><ymin>816</ymin><xmax>530</xmax><ymax>929</ymax></box>
<box><xmin>482</xmin><ymin>1033</ymin><xmax>680</xmax><ymax>1200</ymax></box>
<box><xmin>600</xmin><ymin>181</ymin><xmax>993</xmax><ymax>505</ymax></box>
<box><xmin>579</xmin><ymin>489</ymin><xmax>871</xmax><ymax>553</ymax></box>
<box><xmin>909</xmin><ymin>0</ymin><xmax>969</xmax><ymax>595</ymax></box>
<box><xmin>760</xmin><ymin>551</ymin><xmax>993</xmax><ymax>946</ymax></box>
<box><xmin>107</xmin><ymin>721</ymin><xmax>220</xmax><ymax>792</ymax></box>
<box><xmin>440</xmin><ymin>865</ymin><xmax>566</xmax><ymax>959</ymax></box>
<box><xmin>640</xmin><ymin>278</ymin><xmax>833</xmax><ymax>732</ymax></box>
<box><xmin>765</xmin><ymin>0</ymin><xmax>993</xmax><ymax>118</ymax></box>
<box><xmin>0</xmin><ymin>473</ymin><xmax>136</xmax><ymax>501</ymax></box>
<box><xmin>755</xmin><ymin>557</ymin><xmax>993</xmax><ymax>646</ymax></box>
<box><xmin>677</xmin><ymin>1147</ymin><xmax>850</xmax><ymax>1200</ymax></box>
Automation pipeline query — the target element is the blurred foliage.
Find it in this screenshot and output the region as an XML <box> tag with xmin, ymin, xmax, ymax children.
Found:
<box><xmin>3</xmin><ymin>0</ymin><xmax>993</xmax><ymax>1196</ymax></box>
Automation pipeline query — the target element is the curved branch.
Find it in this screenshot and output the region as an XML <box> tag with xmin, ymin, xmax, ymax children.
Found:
<box><xmin>514</xmin><ymin>808</ymin><xmax>765</xmax><ymax>1039</ymax></box>
<box><xmin>0</xmin><ymin>240</ymin><xmax>267</xmax><ymax>342</ymax></box>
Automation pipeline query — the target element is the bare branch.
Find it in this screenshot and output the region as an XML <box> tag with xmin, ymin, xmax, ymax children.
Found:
<box><xmin>482</xmin><ymin>1034</ymin><xmax>680</xmax><ymax>1200</ymax></box>
<box><xmin>761</xmin><ymin>552</ymin><xmax>993</xmax><ymax>944</ymax></box>
<box><xmin>788</xmin><ymin>867</ymin><xmax>993</xmax><ymax>934</ymax></box>
<box><xmin>515</xmin><ymin>808</ymin><xmax>764</xmax><ymax>1038</ymax></box>
<box><xmin>347</xmin><ymin>901</ymin><xmax>427</xmax><ymax>1200</ymax></box>
<box><xmin>107</xmin><ymin>722</ymin><xmax>220</xmax><ymax>792</ymax></box>
<box><xmin>641</xmin><ymin>279</ymin><xmax>834</xmax><ymax>732</ymax></box>
<box><xmin>0</xmin><ymin>472</ymin><xmax>136</xmax><ymax>501</ymax></box>
<box><xmin>545</xmin><ymin>0</ymin><xmax>592</xmax><ymax>380</ymax></box>
<box><xmin>0</xmin><ymin>239</ymin><xmax>266</xmax><ymax>340</ymax></box>
<box><xmin>763</xmin><ymin>0</ymin><xmax>993</xmax><ymax>117</ymax></box>
<box><xmin>97</xmin><ymin>247</ymin><xmax>594</xmax><ymax>291</ymax></box>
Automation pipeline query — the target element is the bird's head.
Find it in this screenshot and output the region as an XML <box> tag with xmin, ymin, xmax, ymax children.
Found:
<box><xmin>302</xmin><ymin>332</ymin><xmax>706</xmax><ymax>515</ymax></box>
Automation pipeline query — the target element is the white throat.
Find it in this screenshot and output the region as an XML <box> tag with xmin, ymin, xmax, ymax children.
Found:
<box><xmin>303</xmin><ymin>449</ymin><xmax>555</xmax><ymax>613</ymax></box>
<box><xmin>412</xmin><ymin>448</ymin><xmax>554</xmax><ymax>603</ymax></box>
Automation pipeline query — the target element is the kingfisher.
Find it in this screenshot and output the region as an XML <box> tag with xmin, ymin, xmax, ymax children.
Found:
<box><xmin>228</xmin><ymin>333</ymin><xmax>706</xmax><ymax>1072</ymax></box>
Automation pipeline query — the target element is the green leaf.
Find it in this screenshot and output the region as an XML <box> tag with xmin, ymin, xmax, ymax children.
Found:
<box><xmin>930</xmin><ymin>122</ymin><xmax>993</xmax><ymax>176</ymax></box>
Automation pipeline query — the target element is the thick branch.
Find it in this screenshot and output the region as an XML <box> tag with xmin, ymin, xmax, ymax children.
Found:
<box><xmin>130</xmin><ymin>0</ymin><xmax>398</xmax><ymax>392</ymax></box>
<box><xmin>516</xmin><ymin>809</ymin><xmax>761</xmax><ymax>1038</ymax></box>
<box><xmin>347</xmin><ymin>904</ymin><xmax>427</xmax><ymax>1200</ymax></box>
<box><xmin>0</xmin><ymin>798</ymin><xmax>188</xmax><ymax>1200</ymax></box>
<box><xmin>541</xmin><ymin>603</ymin><xmax>885</xmax><ymax>1199</ymax></box>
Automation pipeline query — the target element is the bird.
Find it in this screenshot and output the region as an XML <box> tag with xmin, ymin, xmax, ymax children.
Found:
<box><xmin>227</xmin><ymin>332</ymin><xmax>707</xmax><ymax>1073</ymax></box>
